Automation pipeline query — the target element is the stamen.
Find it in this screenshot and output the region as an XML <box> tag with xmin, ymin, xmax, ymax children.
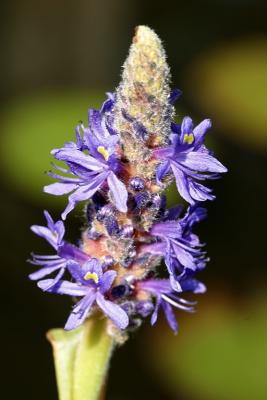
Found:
<box><xmin>183</xmin><ymin>133</ymin><xmax>194</xmax><ymax>145</ymax></box>
<box><xmin>83</xmin><ymin>272</ymin><xmax>99</xmax><ymax>283</ymax></box>
<box><xmin>97</xmin><ymin>146</ymin><xmax>109</xmax><ymax>161</ymax></box>
<box><xmin>162</xmin><ymin>294</ymin><xmax>195</xmax><ymax>312</ymax></box>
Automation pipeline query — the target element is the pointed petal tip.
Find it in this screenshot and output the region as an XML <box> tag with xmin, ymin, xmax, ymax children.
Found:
<box><xmin>37</xmin><ymin>279</ymin><xmax>54</xmax><ymax>291</ymax></box>
<box><xmin>28</xmin><ymin>272</ymin><xmax>37</xmax><ymax>281</ymax></box>
<box><xmin>204</xmin><ymin>118</ymin><xmax>212</xmax><ymax>128</ymax></box>
<box><xmin>61</xmin><ymin>212</ymin><xmax>67</xmax><ymax>221</ymax></box>
<box><xmin>196</xmin><ymin>282</ymin><xmax>207</xmax><ymax>294</ymax></box>
<box><xmin>43</xmin><ymin>209</ymin><xmax>51</xmax><ymax>218</ymax></box>
<box><xmin>51</xmin><ymin>148</ymin><xmax>59</xmax><ymax>156</ymax></box>
<box><xmin>63</xmin><ymin>324</ymin><xmax>75</xmax><ymax>332</ymax></box>
<box><xmin>30</xmin><ymin>224</ymin><xmax>38</xmax><ymax>233</ymax></box>
<box><xmin>61</xmin><ymin>201</ymin><xmax>74</xmax><ymax>220</ymax></box>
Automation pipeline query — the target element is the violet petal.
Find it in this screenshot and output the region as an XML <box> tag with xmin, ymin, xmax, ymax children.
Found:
<box><xmin>96</xmin><ymin>292</ymin><xmax>129</xmax><ymax>329</ymax></box>
<box><xmin>107</xmin><ymin>172</ymin><xmax>128</xmax><ymax>213</ymax></box>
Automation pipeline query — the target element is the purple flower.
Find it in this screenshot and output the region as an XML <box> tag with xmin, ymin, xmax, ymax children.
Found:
<box><xmin>29</xmin><ymin>211</ymin><xmax>88</xmax><ymax>289</ymax></box>
<box><xmin>38</xmin><ymin>258</ymin><xmax>129</xmax><ymax>330</ymax></box>
<box><xmin>44</xmin><ymin>98</ymin><xmax>128</xmax><ymax>219</ymax></box>
<box><xmin>140</xmin><ymin>206</ymin><xmax>208</xmax><ymax>289</ymax></box>
<box><xmin>138</xmin><ymin>276</ymin><xmax>205</xmax><ymax>333</ymax></box>
<box><xmin>154</xmin><ymin>116</ymin><xmax>227</xmax><ymax>204</ymax></box>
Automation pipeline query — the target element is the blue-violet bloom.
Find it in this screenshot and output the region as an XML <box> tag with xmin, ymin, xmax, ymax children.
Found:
<box><xmin>137</xmin><ymin>276</ymin><xmax>206</xmax><ymax>333</ymax></box>
<box><xmin>38</xmin><ymin>258</ymin><xmax>129</xmax><ymax>330</ymax></box>
<box><xmin>140</xmin><ymin>206</ymin><xmax>208</xmax><ymax>290</ymax></box>
<box><xmin>154</xmin><ymin>116</ymin><xmax>227</xmax><ymax>204</ymax></box>
<box><xmin>44</xmin><ymin>100</ymin><xmax>128</xmax><ymax>219</ymax></box>
<box><xmin>29</xmin><ymin>211</ymin><xmax>88</xmax><ymax>289</ymax></box>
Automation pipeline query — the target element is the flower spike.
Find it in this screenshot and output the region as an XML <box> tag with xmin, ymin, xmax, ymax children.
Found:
<box><xmin>29</xmin><ymin>26</ymin><xmax>227</xmax><ymax>339</ymax></box>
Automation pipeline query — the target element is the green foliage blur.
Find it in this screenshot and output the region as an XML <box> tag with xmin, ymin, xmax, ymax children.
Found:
<box><xmin>1</xmin><ymin>1</ymin><xmax>267</xmax><ymax>399</ymax></box>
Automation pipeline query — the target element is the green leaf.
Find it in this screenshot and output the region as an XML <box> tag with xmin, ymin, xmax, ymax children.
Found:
<box><xmin>47</xmin><ymin>318</ymin><xmax>114</xmax><ymax>400</ymax></box>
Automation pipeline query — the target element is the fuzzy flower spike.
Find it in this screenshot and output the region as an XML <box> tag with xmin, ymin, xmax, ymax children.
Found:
<box><xmin>30</xmin><ymin>26</ymin><xmax>227</xmax><ymax>339</ymax></box>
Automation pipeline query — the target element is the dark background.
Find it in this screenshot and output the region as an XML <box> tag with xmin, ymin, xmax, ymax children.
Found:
<box><xmin>1</xmin><ymin>1</ymin><xmax>267</xmax><ymax>399</ymax></box>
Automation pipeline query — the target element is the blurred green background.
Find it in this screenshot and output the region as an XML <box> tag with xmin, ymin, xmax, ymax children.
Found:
<box><xmin>1</xmin><ymin>1</ymin><xmax>267</xmax><ymax>399</ymax></box>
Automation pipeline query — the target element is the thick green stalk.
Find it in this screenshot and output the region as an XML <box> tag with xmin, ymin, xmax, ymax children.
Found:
<box><xmin>47</xmin><ymin>318</ymin><xmax>114</xmax><ymax>400</ymax></box>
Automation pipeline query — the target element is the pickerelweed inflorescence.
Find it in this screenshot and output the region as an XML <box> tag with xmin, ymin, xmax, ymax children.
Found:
<box><xmin>29</xmin><ymin>26</ymin><xmax>227</xmax><ymax>340</ymax></box>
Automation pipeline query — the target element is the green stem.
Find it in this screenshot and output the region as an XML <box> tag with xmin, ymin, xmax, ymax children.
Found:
<box><xmin>47</xmin><ymin>318</ymin><xmax>114</xmax><ymax>400</ymax></box>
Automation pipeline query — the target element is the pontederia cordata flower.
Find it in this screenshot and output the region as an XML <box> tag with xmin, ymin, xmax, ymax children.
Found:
<box><xmin>29</xmin><ymin>26</ymin><xmax>227</xmax><ymax>339</ymax></box>
<box><xmin>29</xmin><ymin>211</ymin><xmax>89</xmax><ymax>289</ymax></box>
<box><xmin>38</xmin><ymin>258</ymin><xmax>129</xmax><ymax>330</ymax></box>
<box><xmin>44</xmin><ymin>105</ymin><xmax>128</xmax><ymax>219</ymax></box>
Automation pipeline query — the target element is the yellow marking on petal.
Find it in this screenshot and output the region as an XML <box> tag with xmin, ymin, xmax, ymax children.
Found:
<box><xmin>183</xmin><ymin>133</ymin><xmax>194</xmax><ymax>145</ymax></box>
<box><xmin>83</xmin><ymin>272</ymin><xmax>99</xmax><ymax>283</ymax></box>
<box><xmin>97</xmin><ymin>146</ymin><xmax>109</xmax><ymax>161</ymax></box>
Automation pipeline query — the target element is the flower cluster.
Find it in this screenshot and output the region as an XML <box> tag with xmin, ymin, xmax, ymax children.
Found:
<box><xmin>29</xmin><ymin>26</ymin><xmax>227</xmax><ymax>337</ymax></box>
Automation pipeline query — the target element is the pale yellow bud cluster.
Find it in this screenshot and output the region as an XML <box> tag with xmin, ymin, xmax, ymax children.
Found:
<box><xmin>113</xmin><ymin>26</ymin><xmax>174</xmax><ymax>176</ymax></box>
